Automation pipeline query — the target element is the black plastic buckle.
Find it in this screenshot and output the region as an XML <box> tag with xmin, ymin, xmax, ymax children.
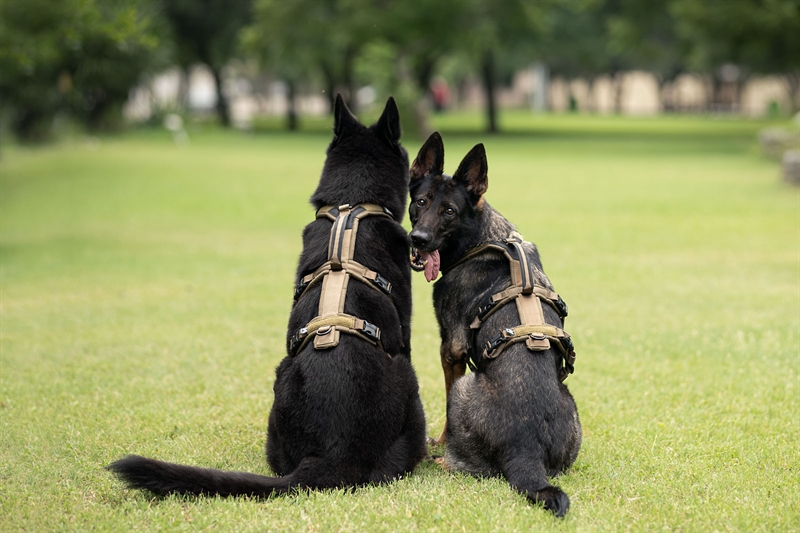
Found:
<box><xmin>293</xmin><ymin>281</ymin><xmax>309</xmax><ymax>301</ymax></box>
<box><xmin>555</xmin><ymin>295</ymin><xmax>569</xmax><ymax>318</ymax></box>
<box><xmin>361</xmin><ymin>321</ymin><xmax>381</xmax><ymax>342</ymax></box>
<box><xmin>289</xmin><ymin>327</ymin><xmax>308</xmax><ymax>355</ymax></box>
<box><xmin>562</xmin><ymin>336</ymin><xmax>574</xmax><ymax>355</ymax></box>
<box><xmin>372</xmin><ymin>274</ymin><xmax>392</xmax><ymax>295</ymax></box>
<box><xmin>476</xmin><ymin>299</ymin><xmax>496</xmax><ymax>320</ymax></box>
<box><xmin>485</xmin><ymin>334</ymin><xmax>506</xmax><ymax>354</ymax></box>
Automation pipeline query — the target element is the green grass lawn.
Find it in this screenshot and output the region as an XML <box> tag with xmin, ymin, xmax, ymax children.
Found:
<box><xmin>1</xmin><ymin>113</ymin><xmax>798</xmax><ymax>531</ymax></box>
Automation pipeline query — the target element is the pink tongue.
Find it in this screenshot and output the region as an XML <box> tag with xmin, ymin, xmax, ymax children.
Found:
<box><xmin>419</xmin><ymin>250</ymin><xmax>440</xmax><ymax>282</ymax></box>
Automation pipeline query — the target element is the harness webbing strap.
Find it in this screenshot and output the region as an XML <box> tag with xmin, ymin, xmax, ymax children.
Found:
<box><xmin>290</xmin><ymin>203</ymin><xmax>393</xmax><ymax>357</ymax></box>
<box><xmin>319</xmin><ymin>269</ymin><xmax>348</xmax><ymax>317</ymax></box>
<box><xmin>461</xmin><ymin>232</ymin><xmax>576</xmax><ymax>382</ymax></box>
<box><xmin>295</xmin><ymin>261</ymin><xmax>391</xmax><ymax>302</ymax></box>
<box><xmin>289</xmin><ymin>314</ymin><xmax>383</xmax><ymax>356</ymax></box>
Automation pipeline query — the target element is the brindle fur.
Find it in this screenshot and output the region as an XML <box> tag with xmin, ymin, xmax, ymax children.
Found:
<box><xmin>408</xmin><ymin>132</ymin><xmax>581</xmax><ymax>517</ymax></box>
<box><xmin>108</xmin><ymin>96</ymin><xmax>427</xmax><ymax>498</ymax></box>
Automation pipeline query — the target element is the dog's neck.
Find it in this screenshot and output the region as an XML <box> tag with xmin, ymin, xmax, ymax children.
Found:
<box><xmin>440</xmin><ymin>201</ymin><xmax>516</xmax><ymax>272</ymax></box>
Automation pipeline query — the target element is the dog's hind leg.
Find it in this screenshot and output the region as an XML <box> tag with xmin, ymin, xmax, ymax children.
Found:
<box><xmin>431</xmin><ymin>341</ymin><xmax>468</xmax><ymax>445</ymax></box>
<box><xmin>371</xmin><ymin>389</ymin><xmax>428</xmax><ymax>480</ymax></box>
<box><xmin>503</xmin><ymin>454</ymin><xmax>570</xmax><ymax>518</ymax></box>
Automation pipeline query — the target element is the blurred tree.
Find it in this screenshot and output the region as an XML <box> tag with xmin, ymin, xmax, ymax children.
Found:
<box><xmin>0</xmin><ymin>0</ymin><xmax>67</xmax><ymax>140</ymax></box>
<box><xmin>541</xmin><ymin>0</ymin><xmax>610</xmax><ymax>112</ymax></box>
<box><xmin>0</xmin><ymin>0</ymin><xmax>166</xmax><ymax>141</ymax></box>
<box><xmin>243</xmin><ymin>0</ymin><xmax>380</xmax><ymax>129</ymax></box>
<box><xmin>671</xmin><ymin>0</ymin><xmax>800</xmax><ymax>111</ymax></box>
<box><xmin>449</xmin><ymin>0</ymin><xmax>549</xmax><ymax>132</ymax></box>
<box><xmin>163</xmin><ymin>0</ymin><xmax>252</xmax><ymax>126</ymax></box>
<box><xmin>606</xmin><ymin>0</ymin><xmax>685</xmax><ymax>111</ymax></box>
<box><xmin>367</xmin><ymin>0</ymin><xmax>462</xmax><ymax>136</ymax></box>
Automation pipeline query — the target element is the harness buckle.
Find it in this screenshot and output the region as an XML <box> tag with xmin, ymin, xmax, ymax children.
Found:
<box><xmin>561</xmin><ymin>336</ymin><xmax>574</xmax><ymax>355</ymax></box>
<box><xmin>290</xmin><ymin>327</ymin><xmax>309</xmax><ymax>355</ymax></box>
<box><xmin>485</xmin><ymin>334</ymin><xmax>506</xmax><ymax>356</ymax></box>
<box><xmin>372</xmin><ymin>274</ymin><xmax>392</xmax><ymax>294</ymax></box>
<box><xmin>555</xmin><ymin>295</ymin><xmax>569</xmax><ymax>318</ymax></box>
<box><xmin>293</xmin><ymin>281</ymin><xmax>309</xmax><ymax>301</ymax></box>
<box><xmin>476</xmin><ymin>300</ymin><xmax>496</xmax><ymax>320</ymax></box>
<box><xmin>361</xmin><ymin>321</ymin><xmax>381</xmax><ymax>342</ymax></box>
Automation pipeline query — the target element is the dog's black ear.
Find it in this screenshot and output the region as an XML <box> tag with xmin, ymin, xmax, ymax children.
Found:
<box><xmin>375</xmin><ymin>97</ymin><xmax>401</xmax><ymax>145</ymax></box>
<box><xmin>410</xmin><ymin>131</ymin><xmax>444</xmax><ymax>183</ymax></box>
<box><xmin>333</xmin><ymin>93</ymin><xmax>359</xmax><ymax>140</ymax></box>
<box><xmin>453</xmin><ymin>143</ymin><xmax>488</xmax><ymax>203</ymax></box>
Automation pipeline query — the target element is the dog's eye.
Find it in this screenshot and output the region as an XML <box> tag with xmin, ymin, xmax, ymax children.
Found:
<box><xmin>416</xmin><ymin>198</ymin><xmax>426</xmax><ymax>208</ymax></box>
<box><xmin>444</xmin><ymin>207</ymin><xmax>455</xmax><ymax>217</ymax></box>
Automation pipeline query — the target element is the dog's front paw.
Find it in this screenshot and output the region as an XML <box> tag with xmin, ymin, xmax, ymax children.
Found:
<box><xmin>432</xmin><ymin>455</ymin><xmax>452</xmax><ymax>471</ymax></box>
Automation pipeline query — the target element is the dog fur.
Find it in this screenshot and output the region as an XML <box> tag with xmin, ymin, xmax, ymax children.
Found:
<box><xmin>108</xmin><ymin>95</ymin><xmax>427</xmax><ymax>497</ymax></box>
<box><xmin>407</xmin><ymin>132</ymin><xmax>581</xmax><ymax>517</ymax></box>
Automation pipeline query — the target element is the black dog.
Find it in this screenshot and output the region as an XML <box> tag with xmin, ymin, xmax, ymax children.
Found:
<box><xmin>408</xmin><ymin>132</ymin><xmax>581</xmax><ymax>517</ymax></box>
<box><xmin>109</xmin><ymin>95</ymin><xmax>427</xmax><ymax>497</ymax></box>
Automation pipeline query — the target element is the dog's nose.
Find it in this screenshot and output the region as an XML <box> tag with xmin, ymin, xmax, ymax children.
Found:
<box><xmin>410</xmin><ymin>229</ymin><xmax>431</xmax><ymax>249</ymax></box>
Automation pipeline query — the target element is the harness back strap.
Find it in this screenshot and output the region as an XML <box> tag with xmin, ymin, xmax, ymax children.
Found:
<box><xmin>289</xmin><ymin>203</ymin><xmax>393</xmax><ymax>356</ymax></box>
<box><xmin>463</xmin><ymin>232</ymin><xmax>576</xmax><ymax>382</ymax></box>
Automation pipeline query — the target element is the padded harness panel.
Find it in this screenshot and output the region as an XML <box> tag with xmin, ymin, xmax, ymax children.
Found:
<box><xmin>289</xmin><ymin>204</ymin><xmax>394</xmax><ymax>357</ymax></box>
<box><xmin>456</xmin><ymin>232</ymin><xmax>576</xmax><ymax>382</ymax></box>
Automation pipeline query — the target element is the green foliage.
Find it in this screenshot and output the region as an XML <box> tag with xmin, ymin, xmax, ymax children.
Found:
<box><xmin>671</xmin><ymin>0</ymin><xmax>800</xmax><ymax>76</ymax></box>
<box><xmin>163</xmin><ymin>0</ymin><xmax>253</xmax><ymax>125</ymax></box>
<box><xmin>0</xmin><ymin>0</ymin><xmax>167</xmax><ymax>140</ymax></box>
<box><xmin>1</xmin><ymin>115</ymin><xmax>797</xmax><ymax>530</ymax></box>
<box><xmin>243</xmin><ymin>0</ymin><xmax>382</xmax><ymax>116</ymax></box>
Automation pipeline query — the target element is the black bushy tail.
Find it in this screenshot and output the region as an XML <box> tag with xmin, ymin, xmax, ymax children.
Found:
<box><xmin>504</xmin><ymin>460</ymin><xmax>571</xmax><ymax>517</ymax></box>
<box><xmin>522</xmin><ymin>484</ymin><xmax>570</xmax><ymax>518</ymax></box>
<box><xmin>108</xmin><ymin>455</ymin><xmax>298</xmax><ymax>498</ymax></box>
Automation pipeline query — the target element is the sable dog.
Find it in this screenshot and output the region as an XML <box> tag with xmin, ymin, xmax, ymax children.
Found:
<box><xmin>408</xmin><ymin>133</ymin><xmax>581</xmax><ymax>517</ymax></box>
<box><xmin>108</xmin><ymin>96</ymin><xmax>427</xmax><ymax>497</ymax></box>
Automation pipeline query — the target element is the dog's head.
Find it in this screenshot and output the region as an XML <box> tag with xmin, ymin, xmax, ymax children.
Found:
<box><xmin>312</xmin><ymin>94</ymin><xmax>409</xmax><ymax>221</ymax></box>
<box><xmin>408</xmin><ymin>132</ymin><xmax>488</xmax><ymax>281</ymax></box>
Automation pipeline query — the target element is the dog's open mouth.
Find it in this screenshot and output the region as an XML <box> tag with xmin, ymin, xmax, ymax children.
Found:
<box><xmin>410</xmin><ymin>249</ymin><xmax>441</xmax><ymax>282</ymax></box>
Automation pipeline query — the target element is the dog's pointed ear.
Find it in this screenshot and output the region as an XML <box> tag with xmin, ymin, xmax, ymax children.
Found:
<box><xmin>375</xmin><ymin>97</ymin><xmax>401</xmax><ymax>145</ymax></box>
<box><xmin>333</xmin><ymin>93</ymin><xmax>359</xmax><ymax>140</ymax></box>
<box><xmin>453</xmin><ymin>143</ymin><xmax>488</xmax><ymax>203</ymax></box>
<box><xmin>410</xmin><ymin>131</ymin><xmax>444</xmax><ymax>184</ymax></box>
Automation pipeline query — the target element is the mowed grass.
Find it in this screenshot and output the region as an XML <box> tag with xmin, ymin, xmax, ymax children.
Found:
<box><xmin>1</xmin><ymin>113</ymin><xmax>798</xmax><ymax>531</ymax></box>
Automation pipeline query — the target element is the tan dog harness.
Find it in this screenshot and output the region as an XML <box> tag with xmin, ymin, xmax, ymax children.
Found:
<box><xmin>289</xmin><ymin>204</ymin><xmax>395</xmax><ymax>356</ymax></box>
<box><xmin>453</xmin><ymin>232</ymin><xmax>576</xmax><ymax>382</ymax></box>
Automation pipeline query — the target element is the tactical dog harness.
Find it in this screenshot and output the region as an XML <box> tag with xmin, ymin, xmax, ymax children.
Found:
<box><xmin>451</xmin><ymin>232</ymin><xmax>576</xmax><ymax>382</ymax></box>
<box><xmin>289</xmin><ymin>204</ymin><xmax>395</xmax><ymax>357</ymax></box>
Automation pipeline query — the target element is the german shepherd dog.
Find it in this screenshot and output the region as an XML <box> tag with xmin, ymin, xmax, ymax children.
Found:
<box><xmin>108</xmin><ymin>95</ymin><xmax>427</xmax><ymax>497</ymax></box>
<box><xmin>407</xmin><ymin>132</ymin><xmax>581</xmax><ymax>517</ymax></box>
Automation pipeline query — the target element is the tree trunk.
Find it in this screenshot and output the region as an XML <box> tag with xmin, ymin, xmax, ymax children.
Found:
<box><xmin>177</xmin><ymin>65</ymin><xmax>190</xmax><ymax>111</ymax></box>
<box><xmin>481</xmin><ymin>50</ymin><xmax>498</xmax><ymax>134</ymax></box>
<box><xmin>211</xmin><ymin>66</ymin><xmax>230</xmax><ymax>127</ymax></box>
<box><xmin>611</xmin><ymin>72</ymin><xmax>624</xmax><ymax>114</ymax></box>
<box><xmin>12</xmin><ymin>108</ymin><xmax>52</xmax><ymax>143</ymax></box>
<box><xmin>320</xmin><ymin>62</ymin><xmax>336</xmax><ymax>114</ymax></box>
<box><xmin>343</xmin><ymin>46</ymin><xmax>357</xmax><ymax>114</ymax></box>
<box><xmin>286</xmin><ymin>79</ymin><xmax>298</xmax><ymax>131</ymax></box>
<box><xmin>782</xmin><ymin>72</ymin><xmax>800</xmax><ymax>113</ymax></box>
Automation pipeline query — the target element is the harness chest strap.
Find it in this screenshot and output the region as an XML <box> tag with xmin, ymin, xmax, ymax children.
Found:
<box><xmin>289</xmin><ymin>314</ymin><xmax>382</xmax><ymax>355</ymax></box>
<box><xmin>289</xmin><ymin>203</ymin><xmax>393</xmax><ymax>356</ymax></box>
<box><xmin>463</xmin><ymin>232</ymin><xmax>576</xmax><ymax>382</ymax></box>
